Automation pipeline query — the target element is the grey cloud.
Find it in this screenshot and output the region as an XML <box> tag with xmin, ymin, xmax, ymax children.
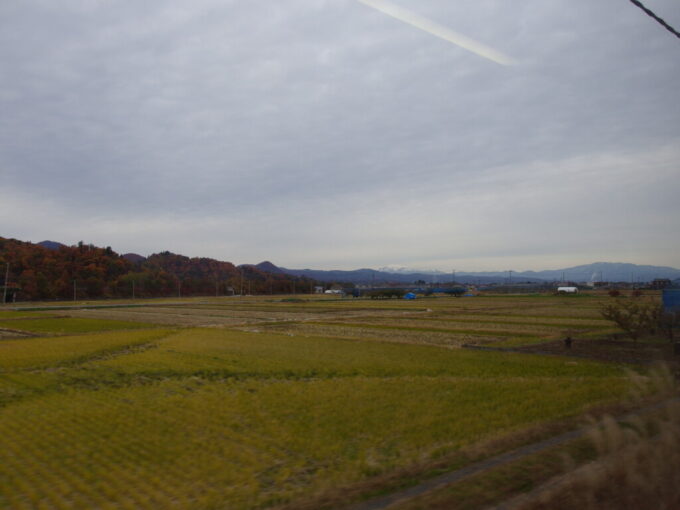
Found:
<box><xmin>1</xmin><ymin>0</ymin><xmax>679</xmax><ymax>269</ymax></box>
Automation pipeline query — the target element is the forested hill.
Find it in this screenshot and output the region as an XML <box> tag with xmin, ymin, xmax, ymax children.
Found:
<box><xmin>0</xmin><ymin>237</ymin><xmax>313</xmax><ymax>301</ymax></box>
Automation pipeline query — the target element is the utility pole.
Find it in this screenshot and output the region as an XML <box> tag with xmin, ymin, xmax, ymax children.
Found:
<box><xmin>240</xmin><ymin>268</ymin><xmax>244</xmax><ymax>297</ymax></box>
<box><xmin>2</xmin><ymin>262</ymin><xmax>8</xmax><ymax>305</ymax></box>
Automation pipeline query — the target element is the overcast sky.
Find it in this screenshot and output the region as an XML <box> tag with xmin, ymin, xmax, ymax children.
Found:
<box><xmin>1</xmin><ymin>0</ymin><xmax>679</xmax><ymax>271</ymax></box>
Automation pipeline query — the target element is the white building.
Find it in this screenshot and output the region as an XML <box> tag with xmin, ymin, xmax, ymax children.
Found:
<box><xmin>557</xmin><ymin>286</ymin><xmax>578</xmax><ymax>293</ymax></box>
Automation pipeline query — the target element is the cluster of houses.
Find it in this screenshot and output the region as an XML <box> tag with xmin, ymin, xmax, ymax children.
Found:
<box><xmin>478</xmin><ymin>278</ymin><xmax>679</xmax><ymax>295</ymax></box>
<box><xmin>309</xmin><ymin>277</ymin><xmax>679</xmax><ymax>299</ymax></box>
<box><xmin>585</xmin><ymin>278</ymin><xmax>675</xmax><ymax>290</ymax></box>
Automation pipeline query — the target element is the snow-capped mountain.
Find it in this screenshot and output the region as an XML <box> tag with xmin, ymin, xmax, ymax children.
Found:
<box><xmin>378</xmin><ymin>265</ymin><xmax>445</xmax><ymax>275</ymax></box>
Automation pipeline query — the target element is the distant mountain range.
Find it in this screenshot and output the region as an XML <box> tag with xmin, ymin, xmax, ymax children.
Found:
<box><xmin>34</xmin><ymin>240</ymin><xmax>680</xmax><ymax>285</ymax></box>
<box><xmin>462</xmin><ymin>262</ymin><xmax>680</xmax><ymax>284</ymax></box>
<box><xmin>256</xmin><ymin>261</ymin><xmax>680</xmax><ymax>285</ymax></box>
<box><xmin>270</xmin><ymin>266</ymin><xmax>516</xmax><ymax>285</ymax></box>
<box><xmin>37</xmin><ymin>240</ymin><xmax>66</xmax><ymax>251</ymax></box>
<box><xmin>122</xmin><ymin>253</ymin><xmax>146</xmax><ymax>264</ymax></box>
<box><xmin>376</xmin><ymin>266</ymin><xmax>445</xmax><ymax>275</ymax></box>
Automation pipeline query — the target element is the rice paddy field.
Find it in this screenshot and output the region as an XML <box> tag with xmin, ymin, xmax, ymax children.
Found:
<box><xmin>0</xmin><ymin>293</ymin><xmax>643</xmax><ymax>509</ymax></box>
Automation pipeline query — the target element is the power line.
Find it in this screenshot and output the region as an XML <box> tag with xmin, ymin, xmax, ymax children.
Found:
<box><xmin>629</xmin><ymin>0</ymin><xmax>680</xmax><ymax>40</ymax></box>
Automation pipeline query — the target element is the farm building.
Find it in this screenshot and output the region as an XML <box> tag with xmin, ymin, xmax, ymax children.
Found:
<box><xmin>662</xmin><ymin>289</ymin><xmax>680</xmax><ymax>313</ymax></box>
<box><xmin>557</xmin><ymin>286</ymin><xmax>578</xmax><ymax>293</ymax></box>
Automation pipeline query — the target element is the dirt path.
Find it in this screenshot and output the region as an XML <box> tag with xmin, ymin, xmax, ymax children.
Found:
<box><xmin>0</xmin><ymin>327</ymin><xmax>38</xmax><ymax>339</ymax></box>
<box><xmin>346</xmin><ymin>430</ymin><xmax>584</xmax><ymax>510</ymax></box>
<box><xmin>345</xmin><ymin>399</ymin><xmax>678</xmax><ymax>510</ymax></box>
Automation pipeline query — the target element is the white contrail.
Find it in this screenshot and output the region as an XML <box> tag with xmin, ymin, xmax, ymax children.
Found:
<box><xmin>357</xmin><ymin>0</ymin><xmax>516</xmax><ymax>66</ymax></box>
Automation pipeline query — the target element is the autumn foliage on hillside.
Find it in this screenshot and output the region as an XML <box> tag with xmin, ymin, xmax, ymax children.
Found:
<box><xmin>0</xmin><ymin>237</ymin><xmax>314</xmax><ymax>301</ymax></box>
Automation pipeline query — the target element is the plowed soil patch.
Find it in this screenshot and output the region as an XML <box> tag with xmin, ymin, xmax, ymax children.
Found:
<box><xmin>516</xmin><ymin>339</ymin><xmax>679</xmax><ymax>367</ymax></box>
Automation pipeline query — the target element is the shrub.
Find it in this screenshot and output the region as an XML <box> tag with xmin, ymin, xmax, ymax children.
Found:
<box><xmin>444</xmin><ymin>287</ymin><xmax>466</xmax><ymax>297</ymax></box>
<box><xmin>515</xmin><ymin>367</ymin><xmax>680</xmax><ymax>510</ymax></box>
<box><xmin>608</xmin><ymin>290</ymin><xmax>620</xmax><ymax>298</ymax></box>
<box><xmin>600</xmin><ymin>300</ymin><xmax>660</xmax><ymax>342</ymax></box>
<box><xmin>367</xmin><ymin>289</ymin><xmax>405</xmax><ymax>299</ymax></box>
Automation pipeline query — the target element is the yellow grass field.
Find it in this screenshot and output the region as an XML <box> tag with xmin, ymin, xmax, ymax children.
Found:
<box><xmin>0</xmin><ymin>294</ymin><xmax>644</xmax><ymax>509</ymax></box>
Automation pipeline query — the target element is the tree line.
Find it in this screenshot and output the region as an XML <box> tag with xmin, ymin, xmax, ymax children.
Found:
<box><xmin>0</xmin><ymin>237</ymin><xmax>316</xmax><ymax>301</ymax></box>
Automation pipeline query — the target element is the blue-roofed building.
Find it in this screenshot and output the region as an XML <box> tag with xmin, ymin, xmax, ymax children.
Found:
<box><xmin>662</xmin><ymin>289</ymin><xmax>680</xmax><ymax>313</ymax></box>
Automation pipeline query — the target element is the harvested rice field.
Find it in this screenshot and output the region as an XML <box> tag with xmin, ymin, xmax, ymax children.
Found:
<box><xmin>0</xmin><ymin>293</ymin><xmax>652</xmax><ymax>509</ymax></box>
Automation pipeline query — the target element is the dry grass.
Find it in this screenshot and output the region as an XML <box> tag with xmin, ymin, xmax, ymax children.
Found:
<box><xmin>252</xmin><ymin>322</ymin><xmax>504</xmax><ymax>347</ymax></box>
<box><xmin>321</xmin><ymin>317</ymin><xmax>563</xmax><ymax>336</ymax></box>
<box><xmin>1</xmin><ymin>293</ymin><xmax>664</xmax><ymax>509</ymax></box>
<box><xmin>0</xmin><ymin>329</ymin><xmax>35</xmax><ymax>340</ymax></box>
<box><xmin>0</xmin><ymin>329</ymin><xmax>174</xmax><ymax>370</ymax></box>
<box><xmin>509</xmin><ymin>367</ymin><xmax>680</xmax><ymax>510</ymax></box>
<box><xmin>63</xmin><ymin>307</ymin><xmax>264</xmax><ymax>327</ymax></box>
<box><xmin>430</xmin><ymin>314</ymin><xmax>611</xmax><ymax>328</ymax></box>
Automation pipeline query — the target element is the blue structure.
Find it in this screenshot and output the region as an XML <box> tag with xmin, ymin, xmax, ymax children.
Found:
<box><xmin>662</xmin><ymin>289</ymin><xmax>680</xmax><ymax>313</ymax></box>
<box><xmin>404</xmin><ymin>292</ymin><xmax>416</xmax><ymax>300</ymax></box>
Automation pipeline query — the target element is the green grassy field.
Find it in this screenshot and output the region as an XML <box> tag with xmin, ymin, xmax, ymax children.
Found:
<box><xmin>0</xmin><ymin>294</ymin><xmax>638</xmax><ymax>509</ymax></box>
<box><xmin>0</xmin><ymin>317</ymin><xmax>157</xmax><ymax>335</ymax></box>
